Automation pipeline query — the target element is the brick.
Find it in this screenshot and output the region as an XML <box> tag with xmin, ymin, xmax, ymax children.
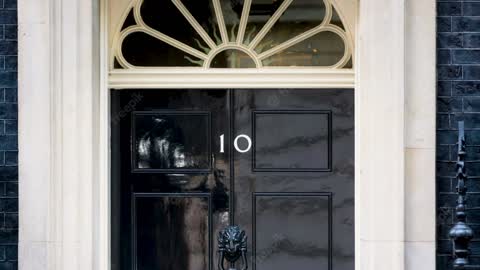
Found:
<box><xmin>465</xmin><ymin>98</ymin><xmax>480</xmax><ymax>112</ymax></box>
<box><xmin>0</xmin><ymin>105</ymin><xmax>15</xmax><ymax>120</ymax></box>
<box><xmin>4</xmin><ymin>153</ymin><xmax>15</xmax><ymax>167</ymax></box>
<box><xmin>5</xmin><ymin>246</ymin><xmax>16</xmax><ymax>261</ymax></box>
<box><xmin>464</xmin><ymin>2</ymin><xmax>480</xmax><ymax>16</ymax></box>
<box><xmin>0</xmin><ymin>199</ymin><xmax>16</xmax><ymax>213</ymax></box>
<box><xmin>437</xmin><ymin>113</ymin><xmax>450</xmax><ymax>129</ymax></box>
<box><xmin>0</xmin><ymin>11</ymin><xmax>16</xmax><ymax>25</ymax></box>
<box><xmin>438</xmin><ymin>239</ymin><xmax>454</xmax><ymax>255</ymax></box>
<box><xmin>438</xmin><ymin>81</ymin><xmax>452</xmax><ymax>96</ymax></box>
<box><xmin>453</xmin><ymin>17</ymin><xmax>480</xmax><ymax>32</ymax></box>
<box><xmin>0</xmin><ymin>73</ymin><xmax>15</xmax><ymax>88</ymax></box>
<box><xmin>460</xmin><ymin>129</ymin><xmax>480</xmax><ymax>144</ymax></box>
<box><xmin>4</xmin><ymin>183</ymin><xmax>16</xmax><ymax>198</ymax></box>
<box><xmin>466</xmin><ymin>209</ymin><xmax>480</xmax><ymax>225</ymax></box>
<box><xmin>437</xmin><ymin>256</ymin><xmax>455</xmax><ymax>270</ymax></box>
<box><xmin>437</xmin><ymin>192</ymin><xmax>464</xmax><ymax>207</ymax></box>
<box><xmin>438</xmin><ymin>50</ymin><xmax>452</xmax><ymax>64</ymax></box>
<box><xmin>465</xmin><ymin>33</ymin><xmax>480</xmax><ymax>48</ymax></box>
<box><xmin>4</xmin><ymin>121</ymin><xmax>15</xmax><ymax>136</ymax></box>
<box><xmin>454</xmin><ymin>81</ymin><xmax>480</xmax><ymax>96</ymax></box>
<box><xmin>0</xmin><ymin>246</ymin><xmax>6</xmax><ymax>262</ymax></box>
<box><xmin>437</xmin><ymin>162</ymin><xmax>456</xmax><ymax>177</ymax></box>
<box><xmin>3</xmin><ymin>0</ymin><xmax>15</xmax><ymax>9</ymax></box>
<box><xmin>438</xmin><ymin>177</ymin><xmax>453</xmax><ymax>193</ymax></box>
<box><xmin>438</xmin><ymin>97</ymin><xmax>463</xmax><ymax>112</ymax></box>
<box><xmin>4</xmin><ymin>214</ymin><xmax>16</xmax><ymax>229</ymax></box>
<box><xmin>0</xmin><ymin>230</ymin><xmax>17</xmax><ymax>245</ymax></box>
<box><xmin>0</xmin><ymin>261</ymin><xmax>16</xmax><ymax>270</ymax></box>
<box><xmin>438</xmin><ymin>17</ymin><xmax>452</xmax><ymax>32</ymax></box>
<box><xmin>453</xmin><ymin>50</ymin><xmax>480</xmax><ymax>64</ymax></box>
<box><xmin>438</xmin><ymin>2</ymin><xmax>462</xmax><ymax>16</ymax></box>
<box><xmin>3</xmin><ymin>26</ymin><xmax>15</xmax><ymax>41</ymax></box>
<box><xmin>4</xmin><ymin>57</ymin><xmax>14</xmax><ymax>71</ymax></box>
<box><xmin>0</xmin><ymin>42</ymin><xmax>16</xmax><ymax>56</ymax></box>
<box><xmin>4</xmin><ymin>89</ymin><xmax>16</xmax><ymax>103</ymax></box>
<box><xmin>467</xmin><ymin>179</ymin><xmax>480</xmax><ymax>192</ymax></box>
<box><xmin>464</xmin><ymin>65</ymin><xmax>480</xmax><ymax>80</ymax></box>
<box><xmin>453</xmin><ymin>113</ymin><xmax>480</xmax><ymax>129</ymax></box>
<box><xmin>438</xmin><ymin>65</ymin><xmax>462</xmax><ymax>79</ymax></box>
<box><xmin>437</xmin><ymin>207</ymin><xmax>454</xmax><ymax>225</ymax></box>
<box><xmin>438</xmin><ymin>33</ymin><xmax>463</xmax><ymax>48</ymax></box>
<box><xmin>437</xmin><ymin>130</ymin><xmax>457</xmax><ymax>144</ymax></box>
<box><xmin>437</xmin><ymin>222</ymin><xmax>453</xmax><ymax>241</ymax></box>
<box><xmin>0</xmin><ymin>167</ymin><xmax>17</xmax><ymax>182</ymax></box>
<box><xmin>0</xmin><ymin>153</ymin><xmax>6</xmax><ymax>167</ymax></box>
<box><xmin>0</xmin><ymin>137</ymin><xmax>16</xmax><ymax>151</ymax></box>
<box><xmin>437</xmin><ymin>145</ymin><xmax>451</xmax><ymax>161</ymax></box>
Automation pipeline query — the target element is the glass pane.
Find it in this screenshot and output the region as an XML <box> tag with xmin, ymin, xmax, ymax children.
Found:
<box><xmin>330</xmin><ymin>9</ymin><xmax>345</xmax><ymax>29</ymax></box>
<box><xmin>243</xmin><ymin>0</ymin><xmax>287</xmax><ymax>46</ymax></box>
<box><xmin>121</xmin><ymin>9</ymin><xmax>136</xmax><ymax>31</ymax></box>
<box><xmin>140</xmin><ymin>0</ymin><xmax>210</xmax><ymax>54</ymax></box>
<box><xmin>211</xmin><ymin>50</ymin><xmax>256</xmax><ymax>68</ymax></box>
<box><xmin>122</xmin><ymin>32</ymin><xmax>204</xmax><ymax>67</ymax></box>
<box><xmin>218</xmin><ymin>0</ymin><xmax>242</xmax><ymax>42</ymax></box>
<box><xmin>255</xmin><ymin>0</ymin><xmax>327</xmax><ymax>54</ymax></box>
<box><xmin>133</xmin><ymin>112</ymin><xmax>211</xmax><ymax>171</ymax></box>
<box><xmin>181</xmin><ymin>0</ymin><xmax>222</xmax><ymax>45</ymax></box>
<box><xmin>262</xmin><ymin>31</ymin><xmax>345</xmax><ymax>66</ymax></box>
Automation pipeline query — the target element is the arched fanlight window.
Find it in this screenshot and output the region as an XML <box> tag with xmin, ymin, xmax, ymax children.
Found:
<box><xmin>111</xmin><ymin>0</ymin><xmax>354</xmax><ymax>69</ymax></box>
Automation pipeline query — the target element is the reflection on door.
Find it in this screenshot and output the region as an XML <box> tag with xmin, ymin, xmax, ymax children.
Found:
<box><xmin>111</xmin><ymin>89</ymin><xmax>354</xmax><ymax>270</ymax></box>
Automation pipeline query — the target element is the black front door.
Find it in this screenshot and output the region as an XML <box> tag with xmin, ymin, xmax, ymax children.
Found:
<box><xmin>111</xmin><ymin>89</ymin><xmax>354</xmax><ymax>270</ymax></box>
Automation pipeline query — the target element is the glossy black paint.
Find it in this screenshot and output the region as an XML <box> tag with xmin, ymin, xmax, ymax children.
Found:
<box><xmin>132</xmin><ymin>111</ymin><xmax>212</xmax><ymax>172</ymax></box>
<box><xmin>111</xmin><ymin>90</ymin><xmax>231</xmax><ymax>270</ymax></box>
<box><xmin>111</xmin><ymin>89</ymin><xmax>354</xmax><ymax>270</ymax></box>
<box><xmin>232</xmin><ymin>90</ymin><xmax>354</xmax><ymax>270</ymax></box>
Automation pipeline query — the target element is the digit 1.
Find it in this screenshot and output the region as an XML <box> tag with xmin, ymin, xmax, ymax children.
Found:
<box><xmin>220</xmin><ymin>134</ymin><xmax>225</xmax><ymax>153</ymax></box>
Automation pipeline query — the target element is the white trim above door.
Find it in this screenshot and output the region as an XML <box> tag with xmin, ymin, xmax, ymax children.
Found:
<box><xmin>17</xmin><ymin>1</ymin><xmax>436</xmax><ymax>270</ymax></box>
<box><xmin>109</xmin><ymin>69</ymin><xmax>355</xmax><ymax>89</ymax></box>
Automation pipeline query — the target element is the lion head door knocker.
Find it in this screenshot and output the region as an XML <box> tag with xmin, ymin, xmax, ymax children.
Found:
<box><xmin>218</xmin><ymin>225</ymin><xmax>248</xmax><ymax>270</ymax></box>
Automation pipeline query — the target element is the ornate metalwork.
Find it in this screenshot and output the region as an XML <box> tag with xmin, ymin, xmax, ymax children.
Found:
<box><xmin>449</xmin><ymin>121</ymin><xmax>474</xmax><ymax>269</ymax></box>
<box><xmin>218</xmin><ymin>225</ymin><xmax>248</xmax><ymax>270</ymax></box>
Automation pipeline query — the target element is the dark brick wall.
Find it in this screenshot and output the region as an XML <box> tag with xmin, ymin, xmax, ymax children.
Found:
<box><xmin>437</xmin><ymin>0</ymin><xmax>480</xmax><ymax>269</ymax></box>
<box><xmin>0</xmin><ymin>0</ymin><xmax>17</xmax><ymax>269</ymax></box>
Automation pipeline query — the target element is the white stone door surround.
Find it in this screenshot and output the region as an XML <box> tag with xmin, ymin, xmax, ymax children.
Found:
<box><xmin>17</xmin><ymin>0</ymin><xmax>436</xmax><ymax>270</ymax></box>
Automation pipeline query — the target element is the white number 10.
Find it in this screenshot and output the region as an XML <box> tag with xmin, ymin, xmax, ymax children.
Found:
<box><xmin>219</xmin><ymin>134</ymin><xmax>252</xmax><ymax>153</ymax></box>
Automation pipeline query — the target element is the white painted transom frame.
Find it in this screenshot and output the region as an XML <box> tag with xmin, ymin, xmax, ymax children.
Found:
<box><xmin>110</xmin><ymin>0</ymin><xmax>356</xmax><ymax>70</ymax></box>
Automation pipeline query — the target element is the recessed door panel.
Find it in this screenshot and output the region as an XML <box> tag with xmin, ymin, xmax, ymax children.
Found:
<box><xmin>253</xmin><ymin>111</ymin><xmax>331</xmax><ymax>171</ymax></box>
<box><xmin>133</xmin><ymin>194</ymin><xmax>212</xmax><ymax>270</ymax></box>
<box><xmin>253</xmin><ymin>193</ymin><xmax>332</xmax><ymax>270</ymax></box>
<box><xmin>132</xmin><ymin>112</ymin><xmax>211</xmax><ymax>172</ymax></box>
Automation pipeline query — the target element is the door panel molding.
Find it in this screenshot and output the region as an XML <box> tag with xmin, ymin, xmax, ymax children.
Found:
<box><xmin>252</xmin><ymin>192</ymin><xmax>333</xmax><ymax>270</ymax></box>
<box><xmin>252</xmin><ymin>110</ymin><xmax>333</xmax><ymax>172</ymax></box>
<box><xmin>132</xmin><ymin>193</ymin><xmax>213</xmax><ymax>270</ymax></box>
<box><xmin>131</xmin><ymin>111</ymin><xmax>212</xmax><ymax>173</ymax></box>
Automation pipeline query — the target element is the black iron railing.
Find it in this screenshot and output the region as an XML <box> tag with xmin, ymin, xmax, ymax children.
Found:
<box><xmin>449</xmin><ymin>121</ymin><xmax>474</xmax><ymax>269</ymax></box>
